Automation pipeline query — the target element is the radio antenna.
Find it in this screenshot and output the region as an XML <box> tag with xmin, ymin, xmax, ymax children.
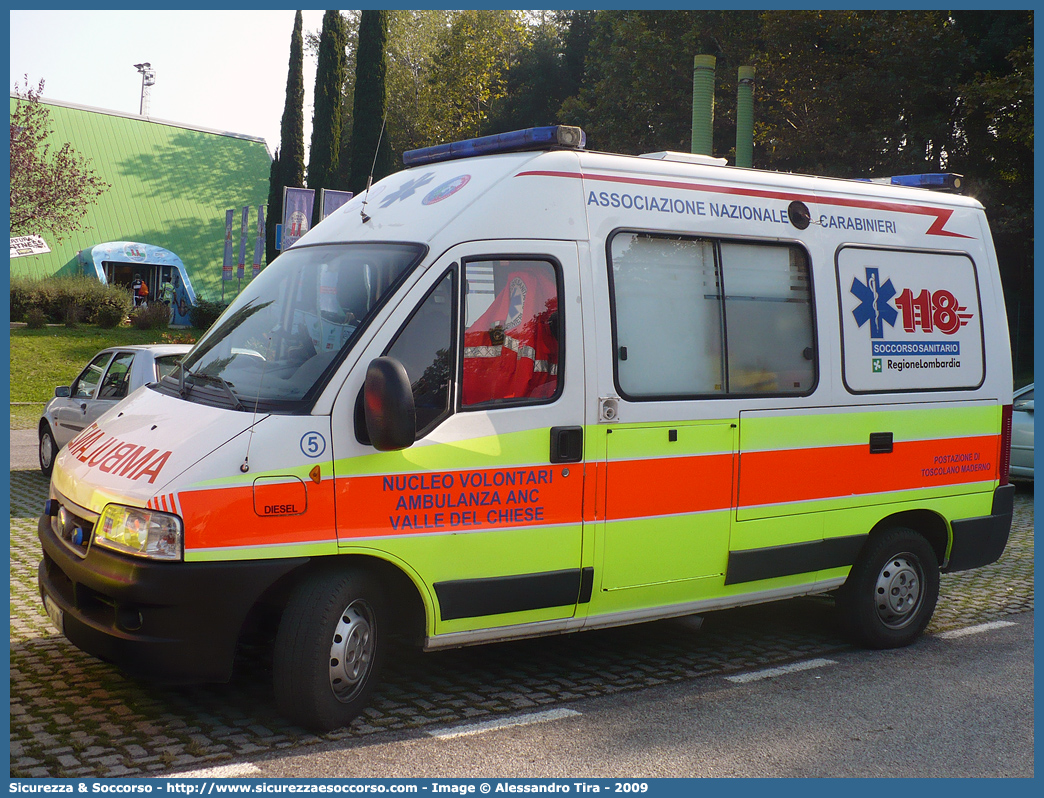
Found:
<box><xmin>241</xmin><ymin>334</ymin><xmax>272</xmax><ymax>473</ymax></box>
<box><xmin>359</xmin><ymin>112</ymin><xmax>388</xmax><ymax>224</ymax></box>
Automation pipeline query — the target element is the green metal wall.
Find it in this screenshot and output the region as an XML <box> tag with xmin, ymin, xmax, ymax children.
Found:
<box><xmin>9</xmin><ymin>98</ymin><xmax>272</xmax><ymax>302</ymax></box>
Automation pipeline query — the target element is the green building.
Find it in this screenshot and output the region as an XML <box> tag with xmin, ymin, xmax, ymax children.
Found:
<box><xmin>9</xmin><ymin>96</ymin><xmax>272</xmax><ymax>308</ymax></box>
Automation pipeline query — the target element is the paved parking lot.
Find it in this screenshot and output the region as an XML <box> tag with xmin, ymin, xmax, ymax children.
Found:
<box><xmin>9</xmin><ymin>470</ymin><xmax>1034</xmax><ymax>778</ymax></box>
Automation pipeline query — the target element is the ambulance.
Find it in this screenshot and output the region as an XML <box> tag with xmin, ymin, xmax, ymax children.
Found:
<box><xmin>39</xmin><ymin>126</ymin><xmax>1016</xmax><ymax>731</ymax></box>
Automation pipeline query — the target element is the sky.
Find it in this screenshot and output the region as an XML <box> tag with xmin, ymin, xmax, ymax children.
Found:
<box><xmin>10</xmin><ymin>10</ymin><xmax>328</xmax><ymax>155</ymax></box>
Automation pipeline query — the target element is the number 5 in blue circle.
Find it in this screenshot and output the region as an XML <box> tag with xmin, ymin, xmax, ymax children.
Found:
<box><xmin>300</xmin><ymin>431</ymin><xmax>327</xmax><ymax>458</ymax></box>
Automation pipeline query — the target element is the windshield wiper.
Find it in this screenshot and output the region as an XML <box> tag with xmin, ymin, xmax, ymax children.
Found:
<box><xmin>180</xmin><ymin>366</ymin><xmax>244</xmax><ymax>411</ymax></box>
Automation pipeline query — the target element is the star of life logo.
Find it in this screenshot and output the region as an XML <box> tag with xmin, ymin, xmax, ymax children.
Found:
<box><xmin>505</xmin><ymin>277</ymin><xmax>527</xmax><ymax>331</ymax></box>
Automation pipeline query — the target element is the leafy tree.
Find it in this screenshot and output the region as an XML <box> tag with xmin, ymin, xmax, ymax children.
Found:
<box><xmin>308</xmin><ymin>9</ymin><xmax>348</xmax><ymax>211</ymax></box>
<box><xmin>9</xmin><ymin>77</ymin><xmax>109</xmax><ymax>241</ymax></box>
<box><xmin>424</xmin><ymin>10</ymin><xmax>530</xmax><ymax>143</ymax></box>
<box><xmin>562</xmin><ymin>11</ymin><xmax>760</xmax><ymax>155</ymax></box>
<box><xmin>484</xmin><ymin>18</ymin><xmax>567</xmax><ymax>133</ymax></box>
<box><xmin>267</xmin><ymin>11</ymin><xmax>306</xmax><ymax>264</ymax></box>
<box><xmin>346</xmin><ymin>10</ymin><xmax>393</xmax><ymax>194</ymax></box>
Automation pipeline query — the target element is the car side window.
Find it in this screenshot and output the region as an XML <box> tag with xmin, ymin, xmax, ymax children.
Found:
<box><xmin>461</xmin><ymin>259</ymin><xmax>562</xmax><ymax>407</ymax></box>
<box><xmin>384</xmin><ymin>270</ymin><xmax>456</xmax><ymax>437</ymax></box>
<box><xmin>155</xmin><ymin>355</ymin><xmax>184</xmax><ymax>382</ymax></box>
<box><xmin>97</xmin><ymin>352</ymin><xmax>135</xmax><ymax>400</ymax></box>
<box><xmin>71</xmin><ymin>353</ymin><xmax>114</xmax><ymax>399</ymax></box>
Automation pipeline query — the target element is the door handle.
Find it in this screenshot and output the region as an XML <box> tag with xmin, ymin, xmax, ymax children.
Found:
<box><xmin>550</xmin><ymin>426</ymin><xmax>583</xmax><ymax>463</ymax></box>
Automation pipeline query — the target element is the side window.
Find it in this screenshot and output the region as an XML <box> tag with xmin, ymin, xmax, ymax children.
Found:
<box><xmin>721</xmin><ymin>242</ymin><xmax>815</xmax><ymax>395</ymax></box>
<box><xmin>609</xmin><ymin>232</ymin><xmax>816</xmax><ymax>399</ymax></box>
<box><xmin>97</xmin><ymin>352</ymin><xmax>135</xmax><ymax>400</ymax></box>
<box><xmin>462</xmin><ymin>259</ymin><xmax>562</xmax><ymax>407</ymax></box>
<box><xmin>610</xmin><ymin>235</ymin><xmax>724</xmax><ymax>396</ymax></box>
<box><xmin>155</xmin><ymin>355</ymin><xmax>184</xmax><ymax>381</ymax></box>
<box><xmin>384</xmin><ymin>271</ymin><xmax>455</xmax><ymax>436</ymax></box>
<box><xmin>72</xmin><ymin>352</ymin><xmax>114</xmax><ymax>398</ymax></box>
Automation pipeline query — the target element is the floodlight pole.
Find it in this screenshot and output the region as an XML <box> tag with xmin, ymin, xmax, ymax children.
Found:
<box><xmin>133</xmin><ymin>62</ymin><xmax>156</xmax><ymax>116</ymax></box>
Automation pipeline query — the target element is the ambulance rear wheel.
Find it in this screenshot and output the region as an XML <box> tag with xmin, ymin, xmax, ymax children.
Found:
<box><xmin>273</xmin><ymin>568</ymin><xmax>387</xmax><ymax>732</ymax></box>
<box><xmin>836</xmin><ymin>528</ymin><xmax>939</xmax><ymax>649</ymax></box>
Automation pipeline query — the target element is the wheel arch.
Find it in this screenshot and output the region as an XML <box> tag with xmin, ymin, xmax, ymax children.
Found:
<box><xmin>867</xmin><ymin>509</ymin><xmax>949</xmax><ymax>566</ymax></box>
<box><xmin>243</xmin><ymin>551</ymin><xmax>431</xmax><ymax>648</ymax></box>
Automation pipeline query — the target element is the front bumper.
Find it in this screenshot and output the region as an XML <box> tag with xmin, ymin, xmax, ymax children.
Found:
<box><xmin>944</xmin><ymin>484</ymin><xmax>1015</xmax><ymax>572</ymax></box>
<box><xmin>38</xmin><ymin>513</ymin><xmax>308</xmax><ymax>683</ymax></box>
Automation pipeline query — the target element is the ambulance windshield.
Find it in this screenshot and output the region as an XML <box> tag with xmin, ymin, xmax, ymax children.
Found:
<box><xmin>166</xmin><ymin>242</ymin><xmax>424</xmax><ymax>411</ymax></box>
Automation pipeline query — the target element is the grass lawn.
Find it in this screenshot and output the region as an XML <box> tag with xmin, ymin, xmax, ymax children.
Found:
<box><xmin>9</xmin><ymin>325</ymin><xmax>197</xmax><ymax>429</ymax></box>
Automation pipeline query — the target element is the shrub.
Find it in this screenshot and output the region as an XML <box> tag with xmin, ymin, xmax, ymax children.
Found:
<box><xmin>189</xmin><ymin>299</ymin><xmax>228</xmax><ymax>331</ymax></box>
<box><xmin>95</xmin><ymin>303</ymin><xmax>126</xmax><ymax>329</ymax></box>
<box><xmin>9</xmin><ymin>275</ymin><xmax>133</xmax><ymax>324</ymax></box>
<box><xmin>24</xmin><ymin>308</ymin><xmax>47</xmax><ymax>329</ymax></box>
<box><xmin>63</xmin><ymin>303</ymin><xmax>82</xmax><ymax>327</ymax></box>
<box><xmin>129</xmin><ymin>303</ymin><xmax>171</xmax><ymax>330</ymax></box>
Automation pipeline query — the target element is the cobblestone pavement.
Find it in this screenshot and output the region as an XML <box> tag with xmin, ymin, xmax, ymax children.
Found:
<box><xmin>10</xmin><ymin>469</ymin><xmax>1033</xmax><ymax>778</ymax></box>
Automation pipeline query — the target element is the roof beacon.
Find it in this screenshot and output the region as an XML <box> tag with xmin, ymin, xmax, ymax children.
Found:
<box><xmin>865</xmin><ymin>173</ymin><xmax>963</xmax><ymax>193</ymax></box>
<box><xmin>403</xmin><ymin>126</ymin><xmax>586</xmax><ymax>168</ymax></box>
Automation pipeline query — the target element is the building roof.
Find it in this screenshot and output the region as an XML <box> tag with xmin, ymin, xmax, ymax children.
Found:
<box><xmin>9</xmin><ymin>96</ymin><xmax>272</xmax><ymax>302</ymax></box>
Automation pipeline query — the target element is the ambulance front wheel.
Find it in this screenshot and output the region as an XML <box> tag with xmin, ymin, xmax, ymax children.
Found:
<box><xmin>836</xmin><ymin>527</ymin><xmax>940</xmax><ymax>649</ymax></box>
<box><xmin>273</xmin><ymin>568</ymin><xmax>387</xmax><ymax>732</ymax></box>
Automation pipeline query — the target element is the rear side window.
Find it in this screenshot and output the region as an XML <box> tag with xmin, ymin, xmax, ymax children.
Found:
<box><xmin>98</xmin><ymin>352</ymin><xmax>135</xmax><ymax>400</ymax></box>
<box><xmin>609</xmin><ymin>232</ymin><xmax>815</xmax><ymax>399</ymax></box>
<box><xmin>72</xmin><ymin>352</ymin><xmax>114</xmax><ymax>398</ymax></box>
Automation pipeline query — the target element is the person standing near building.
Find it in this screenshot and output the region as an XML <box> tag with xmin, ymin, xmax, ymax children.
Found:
<box><xmin>159</xmin><ymin>278</ymin><xmax>175</xmax><ymax>319</ymax></box>
<box><xmin>132</xmin><ymin>274</ymin><xmax>148</xmax><ymax>308</ymax></box>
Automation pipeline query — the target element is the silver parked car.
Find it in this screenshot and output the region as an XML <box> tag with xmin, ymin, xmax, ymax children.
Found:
<box><xmin>39</xmin><ymin>344</ymin><xmax>191</xmax><ymax>476</ymax></box>
<box><xmin>1010</xmin><ymin>383</ymin><xmax>1033</xmax><ymax>480</ymax></box>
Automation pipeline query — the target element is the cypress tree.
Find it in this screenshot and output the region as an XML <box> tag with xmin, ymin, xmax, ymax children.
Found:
<box><xmin>266</xmin><ymin>11</ymin><xmax>305</xmax><ymax>264</ymax></box>
<box><xmin>265</xmin><ymin>149</ymin><xmax>281</xmax><ymax>264</ymax></box>
<box><xmin>347</xmin><ymin>10</ymin><xmax>392</xmax><ymax>194</ymax></box>
<box><xmin>308</xmin><ymin>10</ymin><xmax>348</xmax><ymax>221</ymax></box>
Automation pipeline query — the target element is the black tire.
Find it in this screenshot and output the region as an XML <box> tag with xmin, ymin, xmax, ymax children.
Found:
<box><xmin>273</xmin><ymin>567</ymin><xmax>387</xmax><ymax>732</ymax></box>
<box><xmin>836</xmin><ymin>527</ymin><xmax>939</xmax><ymax>649</ymax></box>
<box><xmin>39</xmin><ymin>424</ymin><xmax>58</xmax><ymax>477</ymax></box>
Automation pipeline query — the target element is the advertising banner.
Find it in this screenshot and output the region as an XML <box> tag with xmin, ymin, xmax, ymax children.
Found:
<box><xmin>282</xmin><ymin>187</ymin><xmax>314</xmax><ymax>249</ymax></box>
<box><xmin>838</xmin><ymin>247</ymin><xmax>983</xmax><ymax>393</ymax></box>
<box><xmin>10</xmin><ymin>234</ymin><xmax>50</xmax><ymax>258</ymax></box>
<box><xmin>238</xmin><ymin>206</ymin><xmax>249</xmax><ymax>279</ymax></box>
<box><xmin>321</xmin><ymin>188</ymin><xmax>354</xmax><ymax>219</ymax></box>
<box><xmin>222</xmin><ymin>209</ymin><xmax>234</xmax><ymax>281</ymax></box>
<box><xmin>253</xmin><ymin>205</ymin><xmax>265</xmax><ymax>277</ymax></box>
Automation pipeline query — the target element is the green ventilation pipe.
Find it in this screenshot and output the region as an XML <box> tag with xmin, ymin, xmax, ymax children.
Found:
<box><xmin>691</xmin><ymin>55</ymin><xmax>716</xmax><ymax>156</ymax></box>
<box><xmin>735</xmin><ymin>66</ymin><xmax>755</xmax><ymax>168</ymax></box>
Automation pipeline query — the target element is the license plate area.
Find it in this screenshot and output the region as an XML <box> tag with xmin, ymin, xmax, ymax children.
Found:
<box><xmin>43</xmin><ymin>593</ymin><xmax>64</xmax><ymax>634</ymax></box>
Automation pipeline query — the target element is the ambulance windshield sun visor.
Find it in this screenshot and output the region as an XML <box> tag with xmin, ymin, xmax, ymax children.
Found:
<box><xmin>402</xmin><ymin>126</ymin><xmax>586</xmax><ymax>167</ymax></box>
<box><xmin>161</xmin><ymin>243</ymin><xmax>425</xmax><ymax>413</ymax></box>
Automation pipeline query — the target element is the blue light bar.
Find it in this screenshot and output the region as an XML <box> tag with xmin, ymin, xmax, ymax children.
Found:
<box><xmin>402</xmin><ymin>126</ymin><xmax>586</xmax><ymax>168</ymax></box>
<box><xmin>857</xmin><ymin>173</ymin><xmax>964</xmax><ymax>192</ymax></box>
<box><xmin>889</xmin><ymin>173</ymin><xmax>962</xmax><ymax>191</ymax></box>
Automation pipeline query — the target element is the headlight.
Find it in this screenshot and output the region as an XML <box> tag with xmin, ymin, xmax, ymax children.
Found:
<box><xmin>95</xmin><ymin>504</ymin><xmax>183</xmax><ymax>561</ymax></box>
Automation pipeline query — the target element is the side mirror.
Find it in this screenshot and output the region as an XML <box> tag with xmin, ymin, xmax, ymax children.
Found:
<box><xmin>363</xmin><ymin>357</ymin><xmax>416</xmax><ymax>451</ymax></box>
<box><xmin>54</xmin><ymin>386</ymin><xmax>71</xmax><ymax>398</ymax></box>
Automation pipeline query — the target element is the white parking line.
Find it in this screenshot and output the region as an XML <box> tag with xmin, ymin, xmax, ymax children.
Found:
<box><xmin>427</xmin><ymin>707</ymin><xmax>581</xmax><ymax>739</ymax></box>
<box><xmin>725</xmin><ymin>657</ymin><xmax>838</xmax><ymax>684</ymax></box>
<box><xmin>938</xmin><ymin>620</ymin><xmax>1017</xmax><ymax>639</ymax></box>
<box><xmin>164</xmin><ymin>763</ymin><xmax>262</xmax><ymax>778</ymax></box>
